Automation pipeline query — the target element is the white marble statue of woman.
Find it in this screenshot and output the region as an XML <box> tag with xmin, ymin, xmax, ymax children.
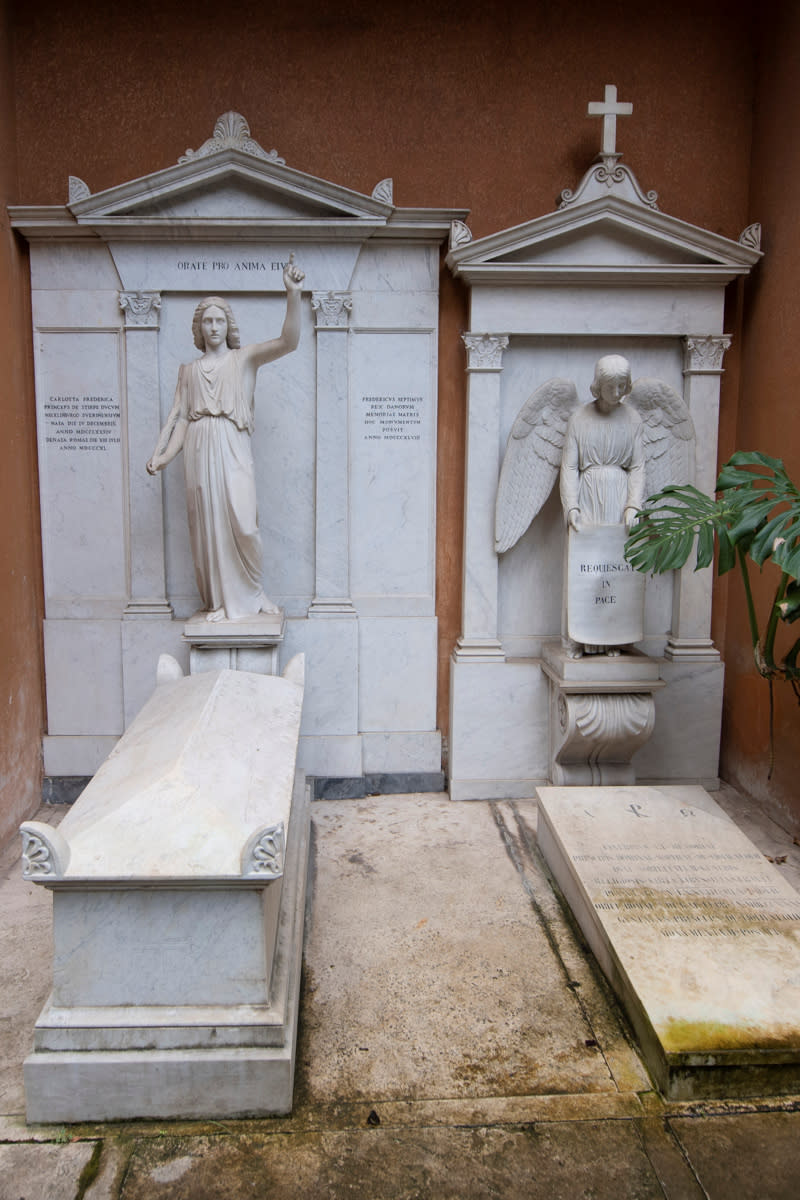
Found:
<box><xmin>147</xmin><ymin>255</ymin><xmax>304</xmax><ymax>621</ymax></box>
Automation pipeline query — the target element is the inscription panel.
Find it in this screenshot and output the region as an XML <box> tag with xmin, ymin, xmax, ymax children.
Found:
<box><xmin>567</xmin><ymin>524</ymin><xmax>644</xmax><ymax>645</ymax></box>
<box><xmin>350</xmin><ymin>331</ymin><xmax>435</xmax><ymax>602</ymax></box>
<box><xmin>37</xmin><ymin>331</ymin><xmax>127</xmax><ymax>613</ymax></box>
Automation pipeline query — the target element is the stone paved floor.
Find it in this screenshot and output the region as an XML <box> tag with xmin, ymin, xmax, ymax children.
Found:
<box><xmin>1</xmin><ymin>786</ymin><xmax>800</xmax><ymax>1199</ymax></box>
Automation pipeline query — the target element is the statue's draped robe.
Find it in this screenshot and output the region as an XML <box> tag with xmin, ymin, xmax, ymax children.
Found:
<box><xmin>179</xmin><ymin>351</ymin><xmax>265</xmax><ymax>618</ymax></box>
<box><xmin>560</xmin><ymin>402</ymin><xmax>646</xmax><ymax>525</ymax></box>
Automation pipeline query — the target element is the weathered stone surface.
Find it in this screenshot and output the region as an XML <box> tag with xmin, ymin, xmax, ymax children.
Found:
<box><xmin>669</xmin><ymin>1112</ymin><xmax>800</xmax><ymax>1200</ymax></box>
<box><xmin>0</xmin><ymin>1141</ymin><xmax>98</xmax><ymax>1200</ymax></box>
<box><xmin>298</xmin><ymin>795</ymin><xmax>617</xmax><ymax>1102</ymax></box>
<box><xmin>119</xmin><ymin>1122</ymin><xmax>667</xmax><ymax>1200</ymax></box>
<box><xmin>537</xmin><ymin>784</ymin><xmax>800</xmax><ymax>1098</ymax></box>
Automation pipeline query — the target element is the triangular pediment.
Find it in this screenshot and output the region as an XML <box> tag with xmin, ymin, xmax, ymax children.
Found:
<box><xmin>447</xmin><ymin>193</ymin><xmax>761</xmax><ymax>286</ymax></box>
<box><xmin>490</xmin><ymin>217</ymin><xmax>715</xmax><ymax>269</ymax></box>
<box><xmin>67</xmin><ymin>148</ymin><xmax>391</xmax><ymax>229</ymax></box>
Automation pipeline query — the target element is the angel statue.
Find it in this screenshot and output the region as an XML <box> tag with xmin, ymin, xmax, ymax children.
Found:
<box><xmin>495</xmin><ymin>355</ymin><xmax>694</xmax><ymax>657</ymax></box>
<box><xmin>147</xmin><ymin>255</ymin><xmax>305</xmax><ymax>622</ymax></box>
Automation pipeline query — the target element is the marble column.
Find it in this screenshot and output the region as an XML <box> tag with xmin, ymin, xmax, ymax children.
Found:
<box><xmin>453</xmin><ymin>333</ymin><xmax>509</xmax><ymax>662</ymax></box>
<box><xmin>665</xmin><ymin>334</ymin><xmax>732</xmax><ymax>662</ymax></box>
<box><xmin>119</xmin><ymin>291</ymin><xmax>172</xmax><ymax>618</ymax></box>
<box><xmin>308</xmin><ymin>291</ymin><xmax>356</xmax><ymax>617</ymax></box>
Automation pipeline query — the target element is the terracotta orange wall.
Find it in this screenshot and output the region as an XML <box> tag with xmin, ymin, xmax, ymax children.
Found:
<box><xmin>4</xmin><ymin>0</ymin><xmax>761</xmax><ymax>799</ymax></box>
<box><xmin>0</xmin><ymin>0</ymin><xmax>44</xmax><ymax>848</ymax></box>
<box><xmin>718</xmin><ymin>0</ymin><xmax>800</xmax><ymax>832</ymax></box>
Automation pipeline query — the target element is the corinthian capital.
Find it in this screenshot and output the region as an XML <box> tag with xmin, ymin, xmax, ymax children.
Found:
<box><xmin>462</xmin><ymin>333</ymin><xmax>509</xmax><ymax>371</ymax></box>
<box><xmin>119</xmin><ymin>291</ymin><xmax>162</xmax><ymax>329</ymax></box>
<box><xmin>683</xmin><ymin>335</ymin><xmax>732</xmax><ymax>374</ymax></box>
<box><xmin>311</xmin><ymin>291</ymin><xmax>353</xmax><ymax>329</ymax></box>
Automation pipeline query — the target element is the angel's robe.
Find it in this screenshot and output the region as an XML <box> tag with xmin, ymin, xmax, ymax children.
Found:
<box><xmin>178</xmin><ymin>350</ymin><xmax>266</xmax><ymax>618</ymax></box>
<box><xmin>559</xmin><ymin>401</ymin><xmax>646</xmax><ymax>525</ymax></box>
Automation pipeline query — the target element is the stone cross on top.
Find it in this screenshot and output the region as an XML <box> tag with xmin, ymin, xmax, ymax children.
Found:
<box><xmin>588</xmin><ymin>84</ymin><xmax>632</xmax><ymax>159</ymax></box>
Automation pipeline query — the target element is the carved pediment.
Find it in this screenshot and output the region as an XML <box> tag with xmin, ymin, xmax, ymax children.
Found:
<box><xmin>9</xmin><ymin>113</ymin><xmax>467</xmax><ymax>242</ymax></box>
<box><xmin>66</xmin><ymin>148</ymin><xmax>392</xmax><ymax>231</ymax></box>
<box><xmin>447</xmin><ymin>196</ymin><xmax>762</xmax><ymax>286</ymax></box>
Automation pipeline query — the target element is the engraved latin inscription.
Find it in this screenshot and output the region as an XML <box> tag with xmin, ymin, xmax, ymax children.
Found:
<box><xmin>361</xmin><ymin>395</ymin><xmax>423</xmax><ymax>443</ymax></box>
<box><xmin>43</xmin><ymin>395</ymin><xmax>121</xmax><ymax>452</ymax></box>
<box><xmin>572</xmin><ymin>813</ymin><xmax>800</xmax><ymax>938</ymax></box>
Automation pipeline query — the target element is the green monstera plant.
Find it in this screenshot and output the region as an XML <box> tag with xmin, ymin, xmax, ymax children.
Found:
<box><xmin>624</xmin><ymin>451</ymin><xmax>800</xmax><ymax>774</ymax></box>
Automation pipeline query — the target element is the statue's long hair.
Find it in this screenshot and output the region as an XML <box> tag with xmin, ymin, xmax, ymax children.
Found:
<box><xmin>191</xmin><ymin>296</ymin><xmax>241</xmax><ymax>351</ymax></box>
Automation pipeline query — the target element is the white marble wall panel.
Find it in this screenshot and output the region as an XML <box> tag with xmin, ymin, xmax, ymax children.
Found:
<box><xmin>350</xmin><ymin>290</ymin><xmax>438</xmax><ymax>329</ymax></box>
<box><xmin>121</xmin><ymin>618</ymin><xmax>188</xmax><ymax>726</ymax></box>
<box><xmin>52</xmin><ymin>890</ymin><xmax>271</xmax><ymax>1007</ymax></box>
<box><xmin>31</xmin><ymin>289</ymin><xmax>124</xmax><ymax>328</ymax></box>
<box><xmin>350</xmin><ymin>242</ymin><xmax>438</xmax><ymax>293</ymax></box>
<box><xmin>358</xmin><ymin>617</ymin><xmax>437</xmax><ymax>732</ymax></box>
<box><xmin>470</xmin><ymin>285</ymin><xmax>724</xmax><ymax>338</ymax></box>
<box><xmin>109</xmin><ymin>242</ymin><xmax>361</xmax><ymax>295</ymax></box>
<box><xmin>30</xmin><ymin>243</ymin><xmax>122</xmax><ymax>292</ymax></box>
<box><xmin>361</xmin><ymin>731</ymin><xmax>441</xmax><ymax>774</ymax></box>
<box><xmin>312</xmin><ymin>309</ymin><xmax>351</xmax><ymax>604</ymax></box>
<box><xmin>36</xmin><ymin>330</ymin><xmax>127</xmax><ymax>618</ymax></box>
<box><xmin>44</xmin><ymin>619</ymin><xmax>123</xmax><ymax>735</ymax></box>
<box><xmin>281</xmin><ymin>618</ymin><xmax>358</xmax><ymax>737</ymax></box>
<box><xmin>43</xmin><ymin>735</ymin><xmax>120</xmax><ymax>777</ymax></box>
<box><xmin>349</xmin><ymin>330</ymin><xmax>436</xmax><ymax>606</ymax></box>
<box><xmin>297</xmin><ymin>734</ymin><xmax>362</xmax><ymax>777</ymax></box>
<box><xmin>449</xmin><ymin>659</ymin><xmax>550</xmax><ymax>800</ymax></box>
<box><xmin>157</xmin><ymin>295</ymin><xmax>316</xmax><ymax>617</ymax></box>
<box><xmin>633</xmin><ymin>659</ymin><xmax>724</xmax><ymax>786</ymax></box>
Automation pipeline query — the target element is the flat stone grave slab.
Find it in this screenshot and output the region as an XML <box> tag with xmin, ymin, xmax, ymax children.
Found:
<box><xmin>537</xmin><ymin>784</ymin><xmax>800</xmax><ymax>1099</ymax></box>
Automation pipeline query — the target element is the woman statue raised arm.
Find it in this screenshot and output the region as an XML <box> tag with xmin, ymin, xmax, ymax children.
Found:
<box><xmin>147</xmin><ymin>254</ymin><xmax>305</xmax><ymax>621</ymax></box>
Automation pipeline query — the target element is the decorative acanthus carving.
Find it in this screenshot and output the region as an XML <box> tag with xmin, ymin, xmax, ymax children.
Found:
<box><xmin>739</xmin><ymin>223</ymin><xmax>762</xmax><ymax>251</ymax></box>
<box><xmin>371</xmin><ymin>178</ymin><xmax>394</xmax><ymax>204</ymax></box>
<box><xmin>462</xmin><ymin>333</ymin><xmax>509</xmax><ymax>371</ymax></box>
<box><xmin>683</xmin><ymin>335</ymin><xmax>732</xmax><ymax>374</ymax></box>
<box><xmin>449</xmin><ymin>219</ymin><xmax>473</xmax><ymax>249</ymax></box>
<box><xmin>553</xmin><ymin>692</ymin><xmax>656</xmax><ymax>786</ymax></box>
<box><xmin>179</xmin><ymin>112</ymin><xmax>285</xmax><ymax>165</ymax></box>
<box><xmin>68</xmin><ymin>176</ymin><xmax>91</xmax><ymax>204</ymax></box>
<box><xmin>311</xmin><ymin>291</ymin><xmax>353</xmax><ymax>329</ymax></box>
<box><xmin>241</xmin><ymin>823</ymin><xmax>285</xmax><ymax>878</ymax></box>
<box><xmin>119</xmin><ymin>291</ymin><xmax>162</xmax><ymax>328</ymax></box>
<box><xmin>20</xmin><ymin>821</ymin><xmax>70</xmax><ymax>880</ymax></box>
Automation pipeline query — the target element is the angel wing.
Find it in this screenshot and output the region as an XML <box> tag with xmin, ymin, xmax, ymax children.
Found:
<box><xmin>495</xmin><ymin>378</ymin><xmax>580</xmax><ymax>553</ymax></box>
<box><xmin>628</xmin><ymin>378</ymin><xmax>695</xmax><ymax>498</ymax></box>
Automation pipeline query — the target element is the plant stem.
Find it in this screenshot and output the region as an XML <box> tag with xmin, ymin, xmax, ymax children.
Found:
<box><xmin>762</xmin><ymin>571</ymin><xmax>790</xmax><ymax>672</ymax></box>
<box><xmin>736</xmin><ymin>544</ymin><xmax>761</xmax><ymax>651</ymax></box>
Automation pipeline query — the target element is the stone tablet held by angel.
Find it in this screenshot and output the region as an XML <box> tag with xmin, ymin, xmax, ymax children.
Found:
<box><xmin>494</xmin><ymin>355</ymin><xmax>695</xmax><ymax>656</ymax></box>
<box><xmin>147</xmin><ymin>254</ymin><xmax>305</xmax><ymax>621</ymax></box>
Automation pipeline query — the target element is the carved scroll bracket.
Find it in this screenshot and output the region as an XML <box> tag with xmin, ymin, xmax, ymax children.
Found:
<box><xmin>552</xmin><ymin>691</ymin><xmax>656</xmax><ymax>786</ymax></box>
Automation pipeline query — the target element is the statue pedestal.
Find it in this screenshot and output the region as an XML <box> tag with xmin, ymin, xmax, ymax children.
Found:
<box><xmin>542</xmin><ymin>644</ymin><xmax>664</xmax><ymax>785</ymax></box>
<box><xmin>183</xmin><ymin>611</ymin><xmax>285</xmax><ymax>676</ymax></box>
